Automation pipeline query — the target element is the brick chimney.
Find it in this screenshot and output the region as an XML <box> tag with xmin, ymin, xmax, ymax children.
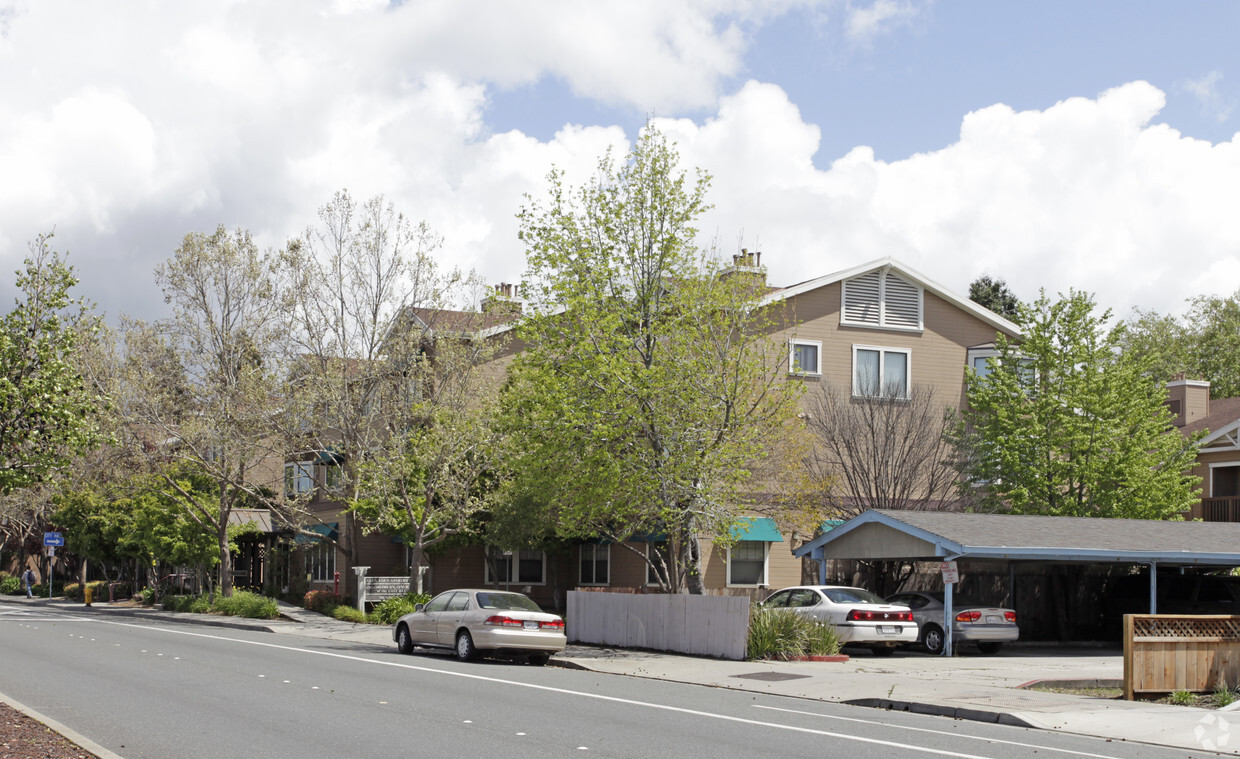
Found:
<box><xmin>481</xmin><ymin>282</ymin><xmax>522</xmax><ymax>316</ymax></box>
<box><xmin>1166</xmin><ymin>373</ymin><xmax>1210</xmax><ymax>427</ymax></box>
<box><xmin>719</xmin><ymin>249</ymin><xmax>767</xmax><ymax>291</ymax></box>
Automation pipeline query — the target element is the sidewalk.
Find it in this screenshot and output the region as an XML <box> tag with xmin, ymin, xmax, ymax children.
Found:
<box><xmin>5</xmin><ymin>596</ymin><xmax>1236</xmax><ymax>755</ymax></box>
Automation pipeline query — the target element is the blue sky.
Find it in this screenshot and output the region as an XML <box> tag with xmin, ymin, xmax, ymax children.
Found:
<box><xmin>1</xmin><ymin>1</ymin><xmax>1238</xmax><ymax>322</ymax></box>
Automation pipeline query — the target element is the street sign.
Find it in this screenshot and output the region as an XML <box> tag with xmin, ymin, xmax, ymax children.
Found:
<box><xmin>940</xmin><ymin>560</ymin><xmax>959</xmax><ymax>584</ymax></box>
<box><xmin>46</xmin><ymin>546</ymin><xmax>56</xmax><ymax>557</ymax></box>
<box><xmin>43</xmin><ymin>532</ymin><xmax>64</xmax><ymax>547</ymax></box>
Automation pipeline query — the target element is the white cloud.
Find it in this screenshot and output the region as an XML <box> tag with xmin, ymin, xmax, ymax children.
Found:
<box><xmin>845</xmin><ymin>0</ymin><xmax>925</xmax><ymax>44</ymax></box>
<box><xmin>1184</xmin><ymin>70</ymin><xmax>1236</xmax><ymax>124</ymax></box>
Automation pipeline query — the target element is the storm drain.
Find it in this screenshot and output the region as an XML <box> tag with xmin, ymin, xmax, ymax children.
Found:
<box><xmin>731</xmin><ymin>672</ymin><xmax>813</xmax><ymax>682</ymax></box>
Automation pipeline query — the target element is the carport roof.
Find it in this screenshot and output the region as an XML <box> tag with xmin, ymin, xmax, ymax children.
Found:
<box><xmin>793</xmin><ymin>509</ymin><xmax>1240</xmax><ymax>566</ymax></box>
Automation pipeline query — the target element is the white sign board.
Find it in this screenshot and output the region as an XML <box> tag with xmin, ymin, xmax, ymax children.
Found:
<box><xmin>940</xmin><ymin>561</ymin><xmax>959</xmax><ymax>584</ymax></box>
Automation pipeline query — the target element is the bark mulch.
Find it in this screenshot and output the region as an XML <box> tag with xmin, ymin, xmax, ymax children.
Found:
<box><xmin>0</xmin><ymin>702</ymin><xmax>95</xmax><ymax>759</ymax></box>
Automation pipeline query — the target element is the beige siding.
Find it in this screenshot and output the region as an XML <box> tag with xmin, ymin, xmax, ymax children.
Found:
<box><xmin>820</xmin><ymin>521</ymin><xmax>939</xmax><ymax>560</ymax></box>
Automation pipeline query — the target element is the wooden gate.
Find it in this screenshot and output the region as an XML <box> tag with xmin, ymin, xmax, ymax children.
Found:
<box><xmin>1123</xmin><ymin>614</ymin><xmax>1240</xmax><ymax>699</ymax></box>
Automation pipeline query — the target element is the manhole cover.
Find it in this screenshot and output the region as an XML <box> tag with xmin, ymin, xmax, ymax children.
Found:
<box><xmin>732</xmin><ymin>672</ymin><xmax>813</xmax><ymax>682</ymax></box>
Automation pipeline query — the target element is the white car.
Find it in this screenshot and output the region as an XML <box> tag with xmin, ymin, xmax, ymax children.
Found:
<box><xmin>393</xmin><ymin>588</ymin><xmax>567</xmax><ymax>665</ymax></box>
<box><xmin>762</xmin><ymin>585</ymin><xmax>917</xmax><ymax>655</ymax></box>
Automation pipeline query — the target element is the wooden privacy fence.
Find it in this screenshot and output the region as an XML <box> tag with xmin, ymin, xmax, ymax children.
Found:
<box><xmin>1123</xmin><ymin>614</ymin><xmax>1240</xmax><ymax>699</ymax></box>
<box><xmin>566</xmin><ymin>591</ymin><xmax>750</xmax><ymax>660</ymax></box>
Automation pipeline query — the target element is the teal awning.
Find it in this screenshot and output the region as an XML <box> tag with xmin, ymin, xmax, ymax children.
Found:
<box><xmin>296</xmin><ymin>522</ymin><xmax>338</xmax><ymax>544</ymax></box>
<box><xmin>314</xmin><ymin>449</ymin><xmax>343</xmax><ymax>465</ymax></box>
<box><xmin>820</xmin><ymin>519</ymin><xmax>844</xmax><ymax>532</ymax></box>
<box><xmin>729</xmin><ymin>517</ymin><xmax>783</xmax><ymax>542</ymax></box>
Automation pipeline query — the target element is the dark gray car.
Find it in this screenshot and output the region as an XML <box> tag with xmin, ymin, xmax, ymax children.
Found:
<box><xmin>884</xmin><ymin>590</ymin><xmax>1018</xmax><ymax>655</ymax></box>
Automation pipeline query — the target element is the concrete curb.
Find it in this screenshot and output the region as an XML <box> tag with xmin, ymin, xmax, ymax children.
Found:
<box><xmin>842</xmin><ymin>697</ymin><xmax>1037</xmax><ymax>728</ymax></box>
<box><xmin>1018</xmin><ymin>678</ymin><xmax>1124</xmax><ymax>690</ymax></box>
<box><xmin>0</xmin><ymin>689</ymin><xmax>126</xmax><ymax>759</ymax></box>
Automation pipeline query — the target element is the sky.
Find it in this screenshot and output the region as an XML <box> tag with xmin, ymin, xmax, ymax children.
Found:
<box><xmin>2</xmin><ymin>0</ymin><xmax>1238</xmax><ymax>324</ymax></box>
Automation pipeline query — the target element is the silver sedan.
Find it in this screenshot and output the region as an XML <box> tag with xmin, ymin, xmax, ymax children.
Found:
<box><xmin>884</xmin><ymin>590</ymin><xmax>1019</xmax><ymax>655</ymax></box>
<box><xmin>393</xmin><ymin>588</ymin><xmax>567</xmax><ymax>665</ymax></box>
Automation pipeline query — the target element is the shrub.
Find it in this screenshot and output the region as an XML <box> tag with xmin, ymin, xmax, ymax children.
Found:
<box><xmin>1169</xmin><ymin>689</ymin><xmax>1196</xmax><ymax>706</ymax></box>
<box><xmin>63</xmin><ymin>583</ymin><xmax>82</xmax><ymax>600</ymax></box>
<box><xmin>746</xmin><ymin>606</ymin><xmax>841</xmax><ymax>661</ymax></box>
<box><xmin>1</xmin><ymin>575</ymin><xmax>23</xmax><ymax>595</ymax></box>
<box><xmin>138</xmin><ymin>587</ymin><xmax>157</xmax><ymax>605</ymax></box>
<box><xmin>1215</xmin><ymin>683</ymin><xmax>1237</xmax><ymax>708</ymax></box>
<box><xmin>214</xmin><ymin>590</ymin><xmax>280</xmax><ymax>619</ymax></box>
<box><xmin>332</xmin><ymin>604</ymin><xmax>367</xmax><ymax>623</ymax></box>
<box><xmin>303</xmin><ymin>590</ymin><xmax>348</xmax><ymax>614</ymax></box>
<box><xmin>369</xmin><ymin>593</ymin><xmax>431</xmax><ymax>625</ymax></box>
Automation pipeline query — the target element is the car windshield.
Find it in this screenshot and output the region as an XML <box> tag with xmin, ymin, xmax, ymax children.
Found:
<box><xmin>823</xmin><ymin>587</ymin><xmax>885</xmax><ymax>604</ymax></box>
<box><xmin>476</xmin><ymin>592</ymin><xmax>542</xmax><ymax>612</ymax></box>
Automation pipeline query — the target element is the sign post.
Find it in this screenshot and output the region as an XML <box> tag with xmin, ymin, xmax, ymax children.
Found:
<box><xmin>940</xmin><ymin>561</ymin><xmax>959</xmax><ymax>657</ymax></box>
<box><xmin>43</xmin><ymin>533</ymin><xmax>64</xmax><ymax>599</ymax></box>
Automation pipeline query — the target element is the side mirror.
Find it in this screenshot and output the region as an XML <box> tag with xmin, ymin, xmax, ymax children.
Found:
<box><xmin>415</xmin><ymin>603</ymin><xmax>425</xmax><ymax>611</ymax></box>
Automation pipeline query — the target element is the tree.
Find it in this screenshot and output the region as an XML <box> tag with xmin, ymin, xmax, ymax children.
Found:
<box><xmin>805</xmin><ymin>383</ymin><xmax>963</xmax><ymax>593</ymax></box>
<box><xmin>1122</xmin><ymin>291</ymin><xmax>1240</xmax><ymax>400</ymax></box>
<box><xmin>119</xmin><ymin>226</ymin><xmax>291</xmax><ymax>597</ymax></box>
<box><xmin>951</xmin><ymin>290</ymin><xmax>1201</xmax><ymax>518</ymax></box>
<box><xmin>348</xmin><ymin>334</ymin><xmax>505</xmax><ymax>594</ymax></box>
<box><xmin>504</xmin><ymin>127</ymin><xmax>808</xmax><ymax>594</ymax></box>
<box><xmin>282</xmin><ymin>190</ymin><xmax>458</xmax><ymax>593</ymax></box>
<box><xmin>0</xmin><ymin>233</ymin><xmax>105</xmax><ymax>493</ymax></box>
<box><xmin>968</xmin><ymin>276</ymin><xmax>1020</xmax><ymax>319</ymax></box>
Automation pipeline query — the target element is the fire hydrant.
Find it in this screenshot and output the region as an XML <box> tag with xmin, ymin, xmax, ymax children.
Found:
<box><xmin>84</xmin><ymin>584</ymin><xmax>93</xmax><ymax>607</ymax></box>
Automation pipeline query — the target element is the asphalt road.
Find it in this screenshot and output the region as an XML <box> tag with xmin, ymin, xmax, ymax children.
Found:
<box><xmin>0</xmin><ymin>605</ymin><xmax>1214</xmax><ymax>758</ymax></box>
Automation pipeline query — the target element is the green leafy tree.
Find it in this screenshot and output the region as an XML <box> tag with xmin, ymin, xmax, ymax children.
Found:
<box><xmin>504</xmin><ymin>127</ymin><xmax>808</xmax><ymax>594</ymax></box>
<box><xmin>1122</xmin><ymin>291</ymin><xmax>1240</xmax><ymax>399</ymax></box>
<box><xmin>968</xmin><ymin>275</ymin><xmax>1020</xmax><ymax>319</ymax></box>
<box><xmin>952</xmin><ymin>290</ymin><xmax>1201</xmax><ymax>518</ymax></box>
<box><xmin>0</xmin><ymin>233</ymin><xmax>105</xmax><ymax>493</ymax></box>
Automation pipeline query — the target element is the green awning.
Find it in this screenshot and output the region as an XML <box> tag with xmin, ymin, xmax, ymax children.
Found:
<box><xmin>729</xmin><ymin>517</ymin><xmax>783</xmax><ymax>542</ymax></box>
<box><xmin>314</xmin><ymin>449</ymin><xmax>343</xmax><ymax>465</ymax></box>
<box><xmin>295</xmin><ymin>522</ymin><xmax>338</xmax><ymax>544</ymax></box>
<box><xmin>820</xmin><ymin>519</ymin><xmax>845</xmax><ymax>533</ymax></box>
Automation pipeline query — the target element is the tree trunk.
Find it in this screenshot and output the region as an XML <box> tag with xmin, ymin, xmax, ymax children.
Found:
<box><xmin>409</xmin><ymin>543</ymin><xmax>424</xmax><ymax>595</ymax></box>
<box><xmin>218</xmin><ymin>523</ymin><xmax>233</xmax><ymax>598</ymax></box>
<box><xmin>684</xmin><ymin>538</ymin><xmax>705</xmax><ymax>595</ymax></box>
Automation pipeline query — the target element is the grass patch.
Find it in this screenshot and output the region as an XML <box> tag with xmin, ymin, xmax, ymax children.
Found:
<box><xmin>746</xmin><ymin>605</ymin><xmax>841</xmax><ymax>661</ymax></box>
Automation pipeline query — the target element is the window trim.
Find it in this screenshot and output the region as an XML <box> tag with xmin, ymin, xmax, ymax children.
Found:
<box><xmin>306</xmin><ymin>540</ymin><xmax>335</xmax><ymax>583</ymax></box>
<box><xmin>285</xmin><ymin>462</ymin><xmax>314</xmax><ymax>497</ymax></box>
<box><xmin>725</xmin><ymin>540</ymin><xmax>770</xmax><ymax>588</ymax></box>
<box><xmin>578</xmin><ymin>543</ymin><xmax>610</xmax><ymax>586</ymax></box>
<box><xmin>485</xmin><ymin>548</ymin><xmax>548</xmax><ymax>586</ymax></box>
<box><xmin>788</xmin><ymin>338</ymin><xmax>822</xmax><ymax>376</ymax></box>
<box><xmin>1210</xmin><ymin>463</ymin><xmax>1240</xmax><ymax>498</ymax></box>
<box><xmin>851</xmin><ymin>344</ymin><xmax>912</xmax><ymax>399</ymax></box>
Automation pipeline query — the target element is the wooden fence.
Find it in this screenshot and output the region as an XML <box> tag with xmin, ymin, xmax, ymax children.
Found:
<box><xmin>1123</xmin><ymin>614</ymin><xmax>1240</xmax><ymax>699</ymax></box>
<box><xmin>566</xmin><ymin>590</ymin><xmax>750</xmax><ymax>660</ymax></box>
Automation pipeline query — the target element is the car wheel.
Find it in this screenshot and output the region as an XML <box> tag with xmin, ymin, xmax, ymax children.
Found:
<box><xmin>977</xmin><ymin>642</ymin><xmax>1003</xmax><ymax>655</ymax></box>
<box><xmin>922</xmin><ymin>624</ymin><xmax>945</xmax><ymax>655</ymax></box>
<box><xmin>871</xmin><ymin>646</ymin><xmax>895</xmax><ymax>657</ymax></box>
<box><xmin>528</xmin><ymin>653</ymin><xmax>550</xmax><ymax>666</ymax></box>
<box><xmin>396</xmin><ymin>624</ymin><xmax>414</xmax><ymax>655</ymax></box>
<box><xmin>455</xmin><ymin>630</ymin><xmax>478</xmax><ymax>662</ymax></box>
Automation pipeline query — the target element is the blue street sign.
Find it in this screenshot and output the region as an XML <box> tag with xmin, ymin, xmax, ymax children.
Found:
<box><xmin>43</xmin><ymin>532</ymin><xmax>64</xmax><ymax>547</ymax></box>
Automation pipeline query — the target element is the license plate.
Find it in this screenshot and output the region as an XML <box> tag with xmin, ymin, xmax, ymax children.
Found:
<box><xmin>878</xmin><ymin>625</ymin><xmax>899</xmax><ymax>634</ymax></box>
<box><xmin>524</xmin><ymin>620</ymin><xmax>539</xmax><ymax>630</ymax></box>
<box><xmin>985</xmin><ymin>616</ymin><xmax>1002</xmax><ymax>624</ymax></box>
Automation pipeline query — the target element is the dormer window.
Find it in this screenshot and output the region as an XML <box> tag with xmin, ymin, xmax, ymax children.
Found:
<box><xmin>841</xmin><ymin>268</ymin><xmax>923</xmax><ymax>332</ymax></box>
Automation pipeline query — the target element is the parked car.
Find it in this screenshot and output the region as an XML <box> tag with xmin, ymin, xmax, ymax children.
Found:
<box><xmin>884</xmin><ymin>590</ymin><xmax>1018</xmax><ymax>655</ymax></box>
<box><xmin>393</xmin><ymin>588</ymin><xmax>567</xmax><ymax>665</ymax></box>
<box><xmin>762</xmin><ymin>585</ymin><xmax>917</xmax><ymax>655</ymax></box>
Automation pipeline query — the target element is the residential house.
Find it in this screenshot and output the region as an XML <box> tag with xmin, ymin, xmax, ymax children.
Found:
<box><xmin>1168</xmin><ymin>376</ymin><xmax>1240</xmax><ymax>522</ymax></box>
<box><xmin>291</xmin><ymin>258</ymin><xmax>1021</xmax><ymax>609</ymax></box>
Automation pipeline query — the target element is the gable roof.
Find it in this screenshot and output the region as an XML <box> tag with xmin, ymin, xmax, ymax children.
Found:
<box><xmin>794</xmin><ymin>509</ymin><xmax>1240</xmax><ymax>566</ymax></box>
<box><xmin>1180</xmin><ymin>396</ymin><xmax>1240</xmax><ymax>442</ymax></box>
<box><xmin>760</xmin><ymin>257</ymin><xmax>1022</xmax><ymax>337</ymax></box>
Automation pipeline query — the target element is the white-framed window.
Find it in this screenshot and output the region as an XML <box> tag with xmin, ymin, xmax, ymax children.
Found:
<box><xmin>1211</xmin><ymin>463</ymin><xmax>1240</xmax><ymax>498</ymax></box>
<box><xmin>486</xmin><ymin>548</ymin><xmax>547</xmax><ymax>585</ymax></box>
<box><xmin>788</xmin><ymin>339</ymin><xmax>822</xmax><ymax>376</ymax></box>
<box><xmin>841</xmin><ymin>268</ymin><xmax>923</xmax><ymax>332</ymax></box>
<box><xmin>726</xmin><ymin>540</ymin><xmax>769</xmax><ymax>586</ymax></box>
<box><xmin>284</xmin><ymin>462</ymin><xmax>314</xmax><ymax>497</ymax></box>
<box><xmin>321</xmin><ymin>463</ymin><xmax>342</xmax><ymax>493</ymax></box>
<box><xmin>646</xmin><ymin>541</ymin><xmax>670</xmax><ymax>586</ymax></box>
<box><xmin>579</xmin><ymin>544</ymin><xmax>610</xmax><ymax>585</ymax></box>
<box><xmin>852</xmin><ymin>345</ymin><xmax>911</xmax><ymax>399</ymax></box>
<box><xmin>306</xmin><ymin>541</ymin><xmax>335</xmax><ymax>583</ymax></box>
<box><xmin>966</xmin><ymin>347</ymin><xmax>1035</xmax><ymax>386</ymax></box>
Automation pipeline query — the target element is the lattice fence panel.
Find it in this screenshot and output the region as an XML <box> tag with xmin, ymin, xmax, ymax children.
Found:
<box><xmin>1133</xmin><ymin>616</ymin><xmax>1240</xmax><ymax>639</ymax></box>
<box><xmin>1124</xmin><ymin>615</ymin><xmax>1240</xmax><ymax>699</ymax></box>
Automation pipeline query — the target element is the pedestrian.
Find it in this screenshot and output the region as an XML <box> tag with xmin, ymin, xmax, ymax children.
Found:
<box><xmin>23</xmin><ymin>567</ymin><xmax>35</xmax><ymax>598</ymax></box>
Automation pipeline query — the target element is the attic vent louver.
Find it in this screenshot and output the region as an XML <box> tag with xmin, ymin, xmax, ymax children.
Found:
<box><xmin>841</xmin><ymin>268</ymin><xmax>923</xmax><ymax>331</ymax></box>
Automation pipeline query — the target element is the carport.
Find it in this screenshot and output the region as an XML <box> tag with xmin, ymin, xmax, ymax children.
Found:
<box><xmin>793</xmin><ymin>510</ymin><xmax>1240</xmax><ymax>655</ymax></box>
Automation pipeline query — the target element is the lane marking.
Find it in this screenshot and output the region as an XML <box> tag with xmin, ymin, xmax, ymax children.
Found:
<box><xmin>80</xmin><ymin>618</ymin><xmax>1008</xmax><ymax>759</ymax></box>
<box><xmin>753</xmin><ymin>705</ymin><xmax>1128</xmax><ymax>759</ymax></box>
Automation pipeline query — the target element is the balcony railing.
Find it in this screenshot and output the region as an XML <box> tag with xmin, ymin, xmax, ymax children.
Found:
<box><xmin>1201</xmin><ymin>497</ymin><xmax>1240</xmax><ymax>522</ymax></box>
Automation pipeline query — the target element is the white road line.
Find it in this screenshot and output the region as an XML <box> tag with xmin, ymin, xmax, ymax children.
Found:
<box><xmin>88</xmin><ymin>618</ymin><xmax>1002</xmax><ymax>759</ymax></box>
<box><xmin>752</xmin><ymin>705</ymin><xmax>1128</xmax><ymax>759</ymax></box>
